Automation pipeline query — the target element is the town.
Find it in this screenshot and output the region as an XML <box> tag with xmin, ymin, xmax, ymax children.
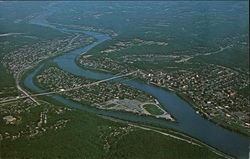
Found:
<box><xmin>1</xmin><ymin>1</ymin><xmax>249</xmax><ymax>159</ymax></box>
<box><xmin>2</xmin><ymin>33</ymin><xmax>95</xmax><ymax>78</ymax></box>
<box><xmin>139</xmin><ymin>64</ymin><xmax>249</xmax><ymax>134</ymax></box>
<box><xmin>36</xmin><ymin>66</ymin><xmax>174</xmax><ymax>120</ymax></box>
<box><xmin>77</xmin><ymin>47</ymin><xmax>249</xmax><ymax>135</ymax></box>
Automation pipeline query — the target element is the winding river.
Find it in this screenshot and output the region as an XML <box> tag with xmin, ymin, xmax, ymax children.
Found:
<box><xmin>23</xmin><ymin>5</ymin><xmax>249</xmax><ymax>159</ymax></box>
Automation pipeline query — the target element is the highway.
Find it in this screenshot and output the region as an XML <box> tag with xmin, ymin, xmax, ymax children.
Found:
<box><xmin>16</xmin><ymin>67</ymin><xmax>41</xmax><ymax>105</ymax></box>
<box><xmin>12</xmin><ymin>34</ymin><xmax>81</xmax><ymax>105</ymax></box>
<box><xmin>0</xmin><ymin>71</ymin><xmax>137</xmax><ymax>104</ymax></box>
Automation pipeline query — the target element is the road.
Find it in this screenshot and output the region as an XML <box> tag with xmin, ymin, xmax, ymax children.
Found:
<box><xmin>16</xmin><ymin>85</ymin><xmax>40</xmax><ymax>105</ymax></box>
<box><xmin>0</xmin><ymin>71</ymin><xmax>137</xmax><ymax>104</ymax></box>
<box><xmin>2</xmin><ymin>34</ymin><xmax>87</xmax><ymax>106</ymax></box>
<box><xmin>15</xmin><ymin>68</ymin><xmax>41</xmax><ymax>105</ymax></box>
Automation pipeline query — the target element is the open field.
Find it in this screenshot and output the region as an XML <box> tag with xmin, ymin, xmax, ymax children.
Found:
<box><xmin>142</xmin><ymin>103</ymin><xmax>164</xmax><ymax>116</ymax></box>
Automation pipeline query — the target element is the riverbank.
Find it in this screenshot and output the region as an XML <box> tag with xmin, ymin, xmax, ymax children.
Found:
<box><xmin>99</xmin><ymin>115</ymin><xmax>234</xmax><ymax>159</ymax></box>
<box><xmin>19</xmin><ymin>60</ymin><xmax>237</xmax><ymax>159</ymax></box>
<box><xmin>175</xmin><ymin>92</ymin><xmax>249</xmax><ymax>137</ymax></box>
<box><xmin>74</xmin><ymin>61</ymin><xmax>250</xmax><ymax>137</ymax></box>
<box><xmin>1</xmin><ymin>95</ymin><xmax>226</xmax><ymax>159</ymax></box>
<box><xmin>18</xmin><ymin>9</ymin><xmax>250</xmax><ymax>158</ymax></box>
<box><xmin>22</xmin><ymin>56</ymin><xmax>244</xmax><ymax>158</ymax></box>
<box><xmin>17</xmin><ymin>63</ymin><xmax>232</xmax><ymax>159</ymax></box>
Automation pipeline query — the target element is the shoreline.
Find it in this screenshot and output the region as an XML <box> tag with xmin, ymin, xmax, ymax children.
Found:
<box><xmin>73</xmin><ymin>62</ymin><xmax>250</xmax><ymax>137</ymax></box>
<box><xmin>15</xmin><ymin>12</ymin><xmax>249</xmax><ymax>158</ymax></box>
<box><xmin>18</xmin><ymin>55</ymin><xmax>234</xmax><ymax>159</ymax></box>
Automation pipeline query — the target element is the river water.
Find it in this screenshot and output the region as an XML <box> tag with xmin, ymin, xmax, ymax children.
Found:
<box><xmin>23</xmin><ymin>6</ymin><xmax>249</xmax><ymax>159</ymax></box>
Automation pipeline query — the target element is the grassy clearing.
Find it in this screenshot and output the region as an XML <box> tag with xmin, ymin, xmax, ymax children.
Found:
<box><xmin>143</xmin><ymin>104</ymin><xmax>164</xmax><ymax>115</ymax></box>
